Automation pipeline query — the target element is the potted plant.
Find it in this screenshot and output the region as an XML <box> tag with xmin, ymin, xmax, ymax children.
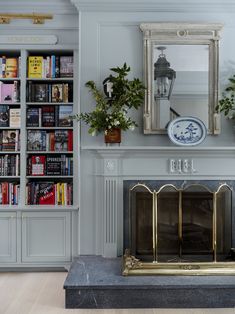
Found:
<box><xmin>73</xmin><ymin>63</ymin><xmax>145</xmax><ymax>143</ymax></box>
<box><xmin>216</xmin><ymin>74</ymin><xmax>235</xmax><ymax>119</ymax></box>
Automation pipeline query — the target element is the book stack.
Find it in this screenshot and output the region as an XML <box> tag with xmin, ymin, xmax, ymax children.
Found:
<box><xmin>0</xmin><ymin>154</ymin><xmax>20</xmax><ymax>176</ymax></box>
<box><xmin>27</xmin><ymin>130</ymin><xmax>73</xmax><ymax>151</ymax></box>
<box><xmin>28</xmin><ymin>55</ymin><xmax>73</xmax><ymax>79</ymax></box>
<box><xmin>0</xmin><ymin>56</ymin><xmax>20</xmax><ymax>78</ymax></box>
<box><xmin>26</xmin><ymin>181</ymin><xmax>73</xmax><ymax>205</ymax></box>
<box><xmin>27</xmin><ymin>82</ymin><xmax>73</xmax><ymax>103</ymax></box>
<box><xmin>26</xmin><ymin>105</ymin><xmax>73</xmax><ymax>127</ymax></box>
<box><xmin>27</xmin><ymin>154</ymin><xmax>73</xmax><ymax>176</ymax></box>
<box><xmin>0</xmin><ymin>182</ymin><xmax>20</xmax><ymax>205</ymax></box>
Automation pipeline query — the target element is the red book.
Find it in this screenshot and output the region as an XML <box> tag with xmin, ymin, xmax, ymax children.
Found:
<box><xmin>67</xmin><ymin>130</ymin><xmax>73</xmax><ymax>151</ymax></box>
<box><xmin>2</xmin><ymin>182</ymin><xmax>9</xmax><ymax>204</ymax></box>
<box><xmin>49</xmin><ymin>132</ymin><xmax>55</xmax><ymax>151</ymax></box>
<box><xmin>38</xmin><ymin>182</ymin><xmax>55</xmax><ymax>205</ymax></box>
<box><xmin>31</xmin><ymin>155</ymin><xmax>46</xmax><ymax>176</ymax></box>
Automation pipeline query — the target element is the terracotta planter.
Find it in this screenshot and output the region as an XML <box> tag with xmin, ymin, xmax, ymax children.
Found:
<box><xmin>104</xmin><ymin>128</ymin><xmax>121</xmax><ymax>144</ymax></box>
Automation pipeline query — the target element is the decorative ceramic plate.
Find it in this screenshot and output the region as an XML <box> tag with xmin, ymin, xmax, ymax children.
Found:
<box><xmin>167</xmin><ymin>116</ymin><xmax>207</xmax><ymax>146</ymax></box>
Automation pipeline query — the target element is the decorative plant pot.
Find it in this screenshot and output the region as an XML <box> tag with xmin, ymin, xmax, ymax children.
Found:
<box><xmin>104</xmin><ymin>128</ymin><xmax>121</xmax><ymax>144</ymax></box>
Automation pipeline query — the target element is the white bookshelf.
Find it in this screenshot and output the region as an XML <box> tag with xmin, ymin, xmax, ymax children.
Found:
<box><xmin>0</xmin><ymin>47</ymin><xmax>79</xmax><ymax>268</ymax></box>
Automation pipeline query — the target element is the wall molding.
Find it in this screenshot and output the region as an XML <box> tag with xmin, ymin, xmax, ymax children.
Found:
<box><xmin>71</xmin><ymin>0</ymin><xmax>235</xmax><ymax>13</ymax></box>
<box><xmin>0</xmin><ymin>0</ymin><xmax>77</xmax><ymax>14</ymax></box>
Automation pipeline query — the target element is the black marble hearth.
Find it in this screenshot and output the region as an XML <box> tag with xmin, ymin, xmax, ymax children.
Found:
<box><xmin>64</xmin><ymin>256</ymin><xmax>235</xmax><ymax>309</ymax></box>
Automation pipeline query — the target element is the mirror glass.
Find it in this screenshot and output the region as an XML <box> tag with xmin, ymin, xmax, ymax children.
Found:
<box><xmin>140</xmin><ymin>23</ymin><xmax>223</xmax><ymax>135</ymax></box>
<box><xmin>152</xmin><ymin>44</ymin><xmax>209</xmax><ymax>130</ymax></box>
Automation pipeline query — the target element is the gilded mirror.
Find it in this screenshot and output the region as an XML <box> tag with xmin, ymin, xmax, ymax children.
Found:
<box><xmin>140</xmin><ymin>23</ymin><xmax>223</xmax><ymax>134</ymax></box>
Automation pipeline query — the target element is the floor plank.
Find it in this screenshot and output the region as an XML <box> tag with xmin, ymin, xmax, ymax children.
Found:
<box><xmin>0</xmin><ymin>272</ymin><xmax>234</xmax><ymax>314</ymax></box>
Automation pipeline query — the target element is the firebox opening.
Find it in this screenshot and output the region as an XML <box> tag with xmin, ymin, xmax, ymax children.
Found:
<box><xmin>125</xmin><ymin>181</ymin><xmax>233</xmax><ymax>267</ymax></box>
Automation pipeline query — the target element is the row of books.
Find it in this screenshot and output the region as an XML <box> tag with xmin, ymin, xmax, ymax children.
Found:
<box><xmin>0</xmin><ymin>106</ymin><xmax>21</xmax><ymax>127</ymax></box>
<box><xmin>27</xmin><ymin>155</ymin><xmax>73</xmax><ymax>176</ymax></box>
<box><xmin>0</xmin><ymin>56</ymin><xmax>20</xmax><ymax>78</ymax></box>
<box><xmin>0</xmin><ymin>81</ymin><xmax>20</xmax><ymax>104</ymax></box>
<box><xmin>28</xmin><ymin>56</ymin><xmax>73</xmax><ymax>79</ymax></box>
<box><xmin>26</xmin><ymin>181</ymin><xmax>73</xmax><ymax>205</ymax></box>
<box><xmin>27</xmin><ymin>130</ymin><xmax>72</xmax><ymax>152</ymax></box>
<box><xmin>27</xmin><ymin>105</ymin><xmax>73</xmax><ymax>127</ymax></box>
<box><xmin>0</xmin><ymin>130</ymin><xmax>20</xmax><ymax>151</ymax></box>
<box><xmin>27</xmin><ymin>130</ymin><xmax>73</xmax><ymax>151</ymax></box>
<box><xmin>0</xmin><ymin>154</ymin><xmax>20</xmax><ymax>176</ymax></box>
<box><xmin>0</xmin><ymin>182</ymin><xmax>20</xmax><ymax>205</ymax></box>
<box><xmin>27</xmin><ymin>82</ymin><xmax>73</xmax><ymax>103</ymax></box>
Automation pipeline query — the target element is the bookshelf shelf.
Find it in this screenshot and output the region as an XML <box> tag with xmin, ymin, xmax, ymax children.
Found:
<box><xmin>26</xmin><ymin>127</ymin><xmax>73</xmax><ymax>130</ymax></box>
<box><xmin>0</xmin><ymin>176</ymin><xmax>20</xmax><ymax>179</ymax></box>
<box><xmin>26</xmin><ymin>176</ymin><xmax>73</xmax><ymax>179</ymax></box>
<box><xmin>0</xmin><ymin>78</ymin><xmax>21</xmax><ymax>81</ymax></box>
<box><xmin>26</xmin><ymin>102</ymin><xmax>73</xmax><ymax>106</ymax></box>
<box><xmin>0</xmin><ymin>127</ymin><xmax>21</xmax><ymax>130</ymax></box>
<box><xmin>27</xmin><ymin>151</ymin><xmax>73</xmax><ymax>154</ymax></box>
<box><xmin>0</xmin><ymin>151</ymin><xmax>20</xmax><ymax>154</ymax></box>
<box><xmin>26</xmin><ymin>78</ymin><xmax>73</xmax><ymax>82</ymax></box>
<box><xmin>0</xmin><ymin>103</ymin><xmax>20</xmax><ymax>106</ymax></box>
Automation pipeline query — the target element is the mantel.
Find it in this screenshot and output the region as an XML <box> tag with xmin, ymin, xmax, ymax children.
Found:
<box><xmin>70</xmin><ymin>0</ymin><xmax>235</xmax><ymax>13</ymax></box>
<box><xmin>82</xmin><ymin>146</ymin><xmax>235</xmax><ymax>156</ymax></box>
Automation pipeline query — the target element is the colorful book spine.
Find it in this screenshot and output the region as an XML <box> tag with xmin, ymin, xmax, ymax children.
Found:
<box><xmin>28</xmin><ymin>56</ymin><xmax>43</xmax><ymax>78</ymax></box>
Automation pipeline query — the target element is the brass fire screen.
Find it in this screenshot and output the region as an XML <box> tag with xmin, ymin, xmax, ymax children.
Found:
<box><xmin>123</xmin><ymin>183</ymin><xmax>235</xmax><ymax>275</ymax></box>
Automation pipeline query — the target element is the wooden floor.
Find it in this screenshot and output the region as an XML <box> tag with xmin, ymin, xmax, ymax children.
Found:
<box><xmin>0</xmin><ymin>272</ymin><xmax>234</xmax><ymax>314</ymax></box>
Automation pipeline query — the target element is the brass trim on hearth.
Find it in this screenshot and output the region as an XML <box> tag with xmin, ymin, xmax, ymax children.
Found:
<box><xmin>122</xmin><ymin>249</ymin><xmax>235</xmax><ymax>275</ymax></box>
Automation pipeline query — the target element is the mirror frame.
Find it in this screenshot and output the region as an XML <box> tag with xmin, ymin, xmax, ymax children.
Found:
<box><xmin>140</xmin><ymin>23</ymin><xmax>223</xmax><ymax>134</ymax></box>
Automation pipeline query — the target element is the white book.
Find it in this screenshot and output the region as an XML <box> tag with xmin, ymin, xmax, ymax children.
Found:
<box><xmin>9</xmin><ymin>108</ymin><xmax>21</xmax><ymax>127</ymax></box>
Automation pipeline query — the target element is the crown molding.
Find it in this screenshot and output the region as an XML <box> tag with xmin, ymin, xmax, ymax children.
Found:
<box><xmin>0</xmin><ymin>0</ymin><xmax>77</xmax><ymax>15</ymax></box>
<box><xmin>70</xmin><ymin>0</ymin><xmax>235</xmax><ymax>13</ymax></box>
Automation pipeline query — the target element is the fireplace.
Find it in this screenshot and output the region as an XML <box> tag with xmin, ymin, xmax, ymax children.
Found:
<box><xmin>123</xmin><ymin>180</ymin><xmax>235</xmax><ymax>275</ymax></box>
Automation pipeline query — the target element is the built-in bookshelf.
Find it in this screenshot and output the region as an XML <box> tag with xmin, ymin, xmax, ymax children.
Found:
<box><xmin>0</xmin><ymin>52</ymin><xmax>21</xmax><ymax>205</ymax></box>
<box><xmin>0</xmin><ymin>49</ymin><xmax>78</xmax><ymax>209</ymax></box>
<box><xmin>26</xmin><ymin>51</ymin><xmax>76</xmax><ymax>207</ymax></box>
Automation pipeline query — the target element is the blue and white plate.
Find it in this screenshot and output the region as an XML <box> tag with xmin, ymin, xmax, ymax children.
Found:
<box><xmin>167</xmin><ymin>116</ymin><xmax>207</xmax><ymax>146</ymax></box>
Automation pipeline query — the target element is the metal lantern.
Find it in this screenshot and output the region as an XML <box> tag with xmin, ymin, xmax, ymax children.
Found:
<box><xmin>154</xmin><ymin>46</ymin><xmax>176</xmax><ymax>100</ymax></box>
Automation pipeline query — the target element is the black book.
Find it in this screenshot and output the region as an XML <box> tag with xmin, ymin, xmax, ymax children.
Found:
<box><xmin>46</xmin><ymin>156</ymin><xmax>62</xmax><ymax>175</ymax></box>
<box><xmin>59</xmin><ymin>56</ymin><xmax>73</xmax><ymax>77</ymax></box>
<box><xmin>0</xmin><ymin>105</ymin><xmax>9</xmax><ymax>127</ymax></box>
<box><xmin>27</xmin><ymin>108</ymin><xmax>40</xmax><ymax>127</ymax></box>
<box><xmin>42</xmin><ymin>106</ymin><xmax>55</xmax><ymax>127</ymax></box>
<box><xmin>34</xmin><ymin>84</ymin><xmax>49</xmax><ymax>102</ymax></box>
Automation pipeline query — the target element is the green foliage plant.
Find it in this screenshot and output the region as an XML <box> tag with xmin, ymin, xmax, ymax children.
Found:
<box><xmin>73</xmin><ymin>63</ymin><xmax>145</xmax><ymax>136</ymax></box>
<box><xmin>216</xmin><ymin>74</ymin><xmax>235</xmax><ymax>119</ymax></box>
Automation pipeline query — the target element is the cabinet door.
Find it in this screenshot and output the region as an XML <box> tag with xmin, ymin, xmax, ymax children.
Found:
<box><xmin>22</xmin><ymin>212</ymin><xmax>71</xmax><ymax>263</ymax></box>
<box><xmin>0</xmin><ymin>212</ymin><xmax>17</xmax><ymax>263</ymax></box>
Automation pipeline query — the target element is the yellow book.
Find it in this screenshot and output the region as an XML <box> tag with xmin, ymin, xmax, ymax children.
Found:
<box><xmin>57</xmin><ymin>182</ymin><xmax>61</xmax><ymax>205</ymax></box>
<box><xmin>5</xmin><ymin>58</ymin><xmax>18</xmax><ymax>78</ymax></box>
<box><xmin>28</xmin><ymin>56</ymin><xmax>43</xmax><ymax>78</ymax></box>
<box><xmin>61</xmin><ymin>183</ymin><xmax>65</xmax><ymax>205</ymax></box>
